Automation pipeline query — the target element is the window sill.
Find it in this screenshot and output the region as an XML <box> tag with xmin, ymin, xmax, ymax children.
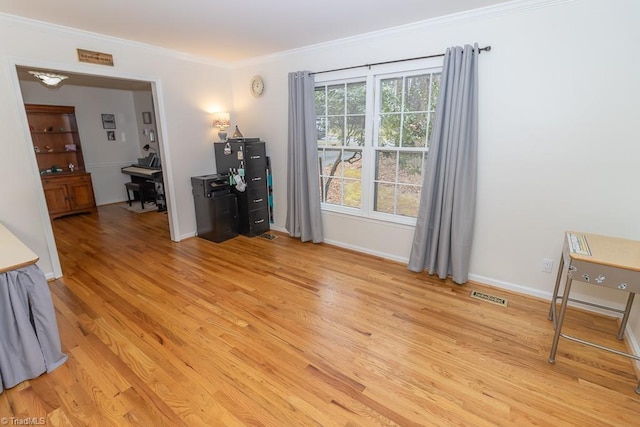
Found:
<box><xmin>321</xmin><ymin>204</ymin><xmax>417</xmax><ymax>229</ymax></box>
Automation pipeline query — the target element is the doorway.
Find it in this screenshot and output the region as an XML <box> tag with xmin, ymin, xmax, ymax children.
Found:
<box><xmin>14</xmin><ymin>64</ymin><xmax>176</xmax><ymax>278</ymax></box>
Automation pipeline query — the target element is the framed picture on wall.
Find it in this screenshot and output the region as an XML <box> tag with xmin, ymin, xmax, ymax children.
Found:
<box><xmin>106</xmin><ymin>131</ymin><xmax>116</xmax><ymax>141</ymax></box>
<box><xmin>101</xmin><ymin>113</ymin><xmax>116</xmax><ymax>129</ymax></box>
<box><xmin>142</xmin><ymin>111</ymin><xmax>152</xmax><ymax>124</ymax></box>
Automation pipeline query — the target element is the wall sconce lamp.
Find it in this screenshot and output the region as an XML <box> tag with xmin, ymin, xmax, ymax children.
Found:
<box><xmin>28</xmin><ymin>71</ymin><xmax>69</xmax><ymax>88</ymax></box>
<box><xmin>212</xmin><ymin>112</ymin><xmax>230</xmax><ymax>141</ymax></box>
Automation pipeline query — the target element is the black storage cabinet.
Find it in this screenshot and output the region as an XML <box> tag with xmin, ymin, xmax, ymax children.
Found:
<box><xmin>191</xmin><ymin>174</ymin><xmax>238</xmax><ymax>243</ymax></box>
<box><xmin>214</xmin><ymin>139</ymin><xmax>270</xmax><ymax>237</ymax></box>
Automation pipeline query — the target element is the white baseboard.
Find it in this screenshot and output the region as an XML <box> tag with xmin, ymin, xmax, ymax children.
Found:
<box><xmin>97</xmin><ymin>198</ymin><xmax>128</xmax><ymax>206</ymax></box>
<box><xmin>469</xmin><ymin>273</ymin><xmax>551</xmax><ymax>300</ymax></box>
<box><xmin>322</xmin><ymin>236</ymin><xmax>409</xmax><ymax>264</ymax></box>
<box><xmin>270</xmin><ymin>225</ymin><xmax>287</xmax><ymax>233</ymax></box>
<box><xmin>180</xmin><ymin>231</ymin><xmax>197</xmax><ymax>240</ymax></box>
<box><xmin>625</xmin><ymin>328</ymin><xmax>640</xmax><ymax>375</ymax></box>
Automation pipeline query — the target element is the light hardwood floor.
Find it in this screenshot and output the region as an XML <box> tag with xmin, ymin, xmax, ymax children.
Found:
<box><xmin>1</xmin><ymin>203</ymin><xmax>639</xmax><ymax>426</ymax></box>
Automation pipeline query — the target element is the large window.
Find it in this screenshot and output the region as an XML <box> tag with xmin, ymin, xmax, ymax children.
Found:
<box><xmin>316</xmin><ymin>66</ymin><xmax>441</xmax><ymax>224</ymax></box>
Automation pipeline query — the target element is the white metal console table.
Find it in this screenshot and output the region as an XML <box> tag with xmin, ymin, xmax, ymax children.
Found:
<box><xmin>548</xmin><ymin>231</ymin><xmax>640</xmax><ymax>393</ymax></box>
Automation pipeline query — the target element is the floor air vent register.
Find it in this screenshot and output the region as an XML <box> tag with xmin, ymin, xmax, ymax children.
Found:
<box><xmin>470</xmin><ymin>290</ymin><xmax>508</xmax><ymax>307</ymax></box>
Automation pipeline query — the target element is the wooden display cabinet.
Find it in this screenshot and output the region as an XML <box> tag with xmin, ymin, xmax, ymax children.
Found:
<box><xmin>25</xmin><ymin>104</ymin><xmax>96</xmax><ymax>219</ymax></box>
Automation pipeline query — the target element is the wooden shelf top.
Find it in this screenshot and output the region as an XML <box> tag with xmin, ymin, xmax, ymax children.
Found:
<box><xmin>566</xmin><ymin>231</ymin><xmax>640</xmax><ymax>272</ymax></box>
<box><xmin>36</xmin><ymin>150</ymin><xmax>81</xmax><ymax>154</ymax></box>
<box><xmin>25</xmin><ymin>104</ymin><xmax>75</xmax><ymax>114</ymax></box>
<box><xmin>31</xmin><ymin>131</ymin><xmax>78</xmax><ymax>134</ymax></box>
<box><xmin>0</xmin><ymin>222</ymin><xmax>39</xmax><ymax>273</ymax></box>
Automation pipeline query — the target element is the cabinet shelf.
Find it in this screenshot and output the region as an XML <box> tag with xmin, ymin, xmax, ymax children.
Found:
<box><xmin>35</xmin><ymin>150</ymin><xmax>82</xmax><ymax>154</ymax></box>
<box><xmin>31</xmin><ymin>131</ymin><xmax>78</xmax><ymax>135</ymax></box>
<box><xmin>40</xmin><ymin>170</ymin><xmax>85</xmax><ymax>176</ymax></box>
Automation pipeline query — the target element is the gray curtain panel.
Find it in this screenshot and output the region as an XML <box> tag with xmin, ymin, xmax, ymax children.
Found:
<box><xmin>0</xmin><ymin>265</ymin><xmax>67</xmax><ymax>393</ymax></box>
<box><xmin>407</xmin><ymin>44</ymin><xmax>479</xmax><ymax>284</ymax></box>
<box><xmin>285</xmin><ymin>71</ymin><xmax>324</xmax><ymax>243</ymax></box>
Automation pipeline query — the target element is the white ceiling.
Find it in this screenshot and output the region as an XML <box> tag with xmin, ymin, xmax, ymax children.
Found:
<box><xmin>1</xmin><ymin>0</ymin><xmax>509</xmax><ymax>63</ymax></box>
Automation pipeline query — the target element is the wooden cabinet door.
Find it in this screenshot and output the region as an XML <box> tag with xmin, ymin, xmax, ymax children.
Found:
<box><xmin>68</xmin><ymin>180</ymin><xmax>95</xmax><ymax>210</ymax></box>
<box><xmin>41</xmin><ymin>173</ymin><xmax>96</xmax><ymax>219</ymax></box>
<box><xmin>43</xmin><ymin>183</ymin><xmax>71</xmax><ymax>215</ymax></box>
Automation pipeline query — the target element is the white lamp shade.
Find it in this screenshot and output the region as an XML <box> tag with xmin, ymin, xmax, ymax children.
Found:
<box><xmin>212</xmin><ymin>112</ymin><xmax>230</xmax><ymax>129</ymax></box>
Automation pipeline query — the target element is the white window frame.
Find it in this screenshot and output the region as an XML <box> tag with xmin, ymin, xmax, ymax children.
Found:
<box><xmin>316</xmin><ymin>77</ymin><xmax>367</xmax><ymax>214</ymax></box>
<box><xmin>315</xmin><ymin>58</ymin><xmax>442</xmax><ymax>226</ymax></box>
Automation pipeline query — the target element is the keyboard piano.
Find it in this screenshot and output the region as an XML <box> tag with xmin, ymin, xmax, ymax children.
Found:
<box><xmin>121</xmin><ymin>165</ymin><xmax>162</xmax><ymax>181</ymax></box>
<box><xmin>121</xmin><ymin>165</ymin><xmax>166</xmax><ymax>211</ymax></box>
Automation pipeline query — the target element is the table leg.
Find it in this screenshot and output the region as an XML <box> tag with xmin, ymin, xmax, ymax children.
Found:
<box><xmin>549</xmin><ymin>275</ymin><xmax>574</xmax><ymax>364</ymax></box>
<box><xmin>617</xmin><ymin>292</ymin><xmax>635</xmax><ymax>340</ymax></box>
<box><xmin>548</xmin><ymin>254</ymin><xmax>565</xmax><ymax>321</ymax></box>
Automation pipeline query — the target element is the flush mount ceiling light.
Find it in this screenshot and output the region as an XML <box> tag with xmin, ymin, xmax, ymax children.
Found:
<box><xmin>28</xmin><ymin>71</ymin><xmax>69</xmax><ymax>88</ymax></box>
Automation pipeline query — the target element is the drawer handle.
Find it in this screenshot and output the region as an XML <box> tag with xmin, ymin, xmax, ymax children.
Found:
<box><xmin>253</xmin><ymin>198</ymin><xmax>263</xmax><ymax>203</ymax></box>
<box><xmin>250</xmin><ymin>155</ymin><xmax>261</xmax><ymax>159</ymax></box>
<box><xmin>251</xmin><ymin>177</ymin><xmax>262</xmax><ymax>181</ymax></box>
<box><xmin>619</xmin><ymin>283</ymin><xmax>628</xmax><ymax>290</ymax></box>
<box><xmin>254</xmin><ymin>219</ymin><xmax>265</xmax><ymax>224</ymax></box>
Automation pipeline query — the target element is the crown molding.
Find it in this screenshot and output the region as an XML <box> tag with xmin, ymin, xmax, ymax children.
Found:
<box><xmin>0</xmin><ymin>0</ymin><xmax>574</xmax><ymax>69</ymax></box>
<box><xmin>233</xmin><ymin>0</ymin><xmax>574</xmax><ymax>68</ymax></box>
<box><xmin>0</xmin><ymin>12</ymin><xmax>233</xmax><ymax>69</ymax></box>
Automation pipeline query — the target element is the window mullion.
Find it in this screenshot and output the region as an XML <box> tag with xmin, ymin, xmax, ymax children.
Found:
<box><xmin>342</xmin><ymin>83</ymin><xmax>347</xmax><ymax>206</ymax></box>
<box><xmin>426</xmin><ymin>74</ymin><xmax>433</xmax><ymax>148</ymax></box>
<box><xmin>361</xmin><ymin>74</ymin><xmax>376</xmax><ymax>217</ymax></box>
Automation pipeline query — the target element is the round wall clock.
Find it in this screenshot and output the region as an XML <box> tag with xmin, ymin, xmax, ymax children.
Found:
<box><xmin>250</xmin><ymin>75</ymin><xmax>264</xmax><ymax>97</ymax></box>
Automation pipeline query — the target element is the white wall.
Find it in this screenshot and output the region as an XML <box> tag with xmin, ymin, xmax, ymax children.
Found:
<box><xmin>133</xmin><ymin>91</ymin><xmax>158</xmax><ymax>155</ymax></box>
<box><xmin>228</xmin><ymin>0</ymin><xmax>640</xmax><ymax>352</ymax></box>
<box><xmin>20</xmin><ymin>81</ymin><xmax>147</xmax><ymax>205</ymax></box>
<box><xmin>0</xmin><ymin>13</ymin><xmax>233</xmax><ymax>276</ymax></box>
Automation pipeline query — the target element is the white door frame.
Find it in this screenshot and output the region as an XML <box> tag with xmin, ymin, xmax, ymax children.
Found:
<box><xmin>8</xmin><ymin>57</ymin><xmax>180</xmax><ymax>278</ymax></box>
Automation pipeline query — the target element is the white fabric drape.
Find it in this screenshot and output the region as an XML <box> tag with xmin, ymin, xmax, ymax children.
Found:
<box><xmin>407</xmin><ymin>44</ymin><xmax>479</xmax><ymax>284</ymax></box>
<box><xmin>285</xmin><ymin>71</ymin><xmax>324</xmax><ymax>243</ymax></box>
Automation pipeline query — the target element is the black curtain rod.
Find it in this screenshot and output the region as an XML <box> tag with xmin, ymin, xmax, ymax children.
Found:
<box><xmin>310</xmin><ymin>45</ymin><xmax>491</xmax><ymax>76</ymax></box>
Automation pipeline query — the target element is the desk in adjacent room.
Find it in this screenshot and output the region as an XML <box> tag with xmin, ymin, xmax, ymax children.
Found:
<box><xmin>548</xmin><ymin>231</ymin><xmax>640</xmax><ymax>393</ymax></box>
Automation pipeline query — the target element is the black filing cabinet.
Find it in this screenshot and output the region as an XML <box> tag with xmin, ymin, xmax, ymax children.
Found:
<box><xmin>191</xmin><ymin>174</ymin><xmax>238</xmax><ymax>243</ymax></box>
<box><xmin>214</xmin><ymin>139</ymin><xmax>270</xmax><ymax>236</ymax></box>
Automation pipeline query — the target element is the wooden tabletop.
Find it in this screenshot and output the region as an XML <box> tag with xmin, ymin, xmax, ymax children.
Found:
<box><xmin>566</xmin><ymin>231</ymin><xmax>640</xmax><ymax>272</ymax></box>
<box><xmin>0</xmin><ymin>222</ymin><xmax>39</xmax><ymax>273</ymax></box>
